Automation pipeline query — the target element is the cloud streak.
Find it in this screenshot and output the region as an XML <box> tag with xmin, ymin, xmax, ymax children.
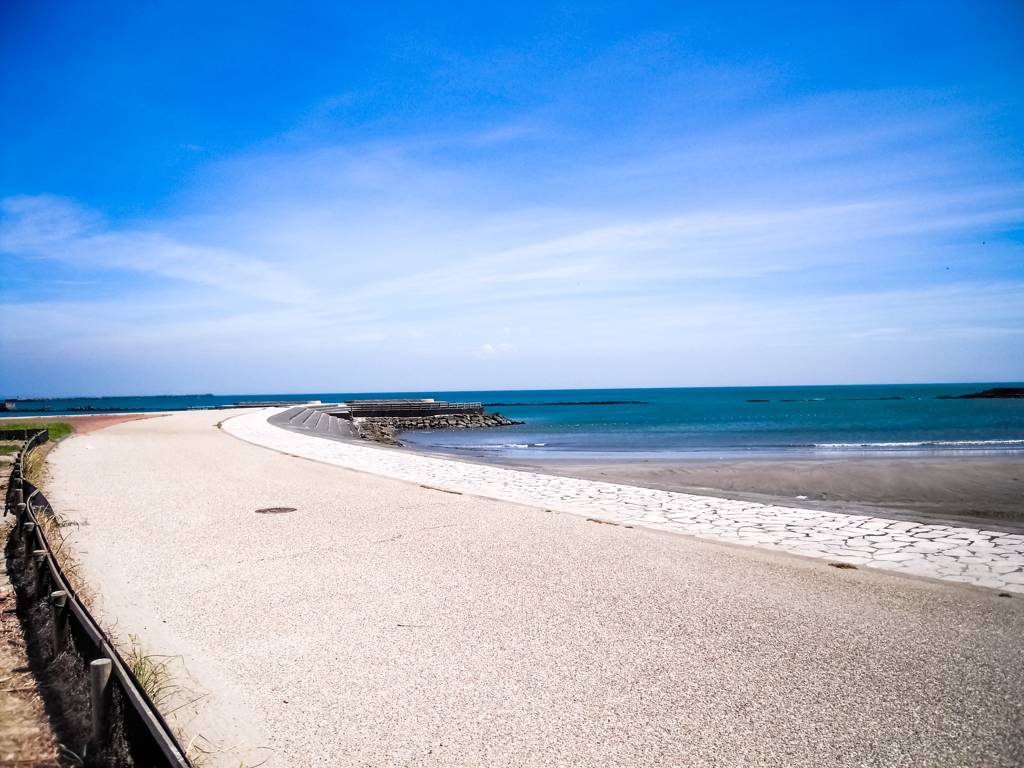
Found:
<box><xmin>1</xmin><ymin>195</ymin><xmax>310</xmax><ymax>303</ymax></box>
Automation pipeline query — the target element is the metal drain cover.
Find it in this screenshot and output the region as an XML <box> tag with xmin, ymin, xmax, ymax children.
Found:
<box><xmin>255</xmin><ymin>507</ymin><xmax>297</xmax><ymax>514</ymax></box>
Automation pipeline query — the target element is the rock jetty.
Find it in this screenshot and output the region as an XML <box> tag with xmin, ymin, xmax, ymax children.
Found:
<box><xmin>354</xmin><ymin>412</ymin><xmax>524</xmax><ymax>445</ymax></box>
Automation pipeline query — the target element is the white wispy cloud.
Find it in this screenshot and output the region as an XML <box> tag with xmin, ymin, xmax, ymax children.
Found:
<box><xmin>1</xmin><ymin>195</ymin><xmax>310</xmax><ymax>303</ymax></box>
<box><xmin>473</xmin><ymin>342</ymin><xmax>518</xmax><ymax>359</ymax></box>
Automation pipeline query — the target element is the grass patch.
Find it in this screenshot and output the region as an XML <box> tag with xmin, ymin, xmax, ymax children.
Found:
<box><xmin>0</xmin><ymin>421</ymin><xmax>75</xmax><ymax>441</ymax></box>
<box><xmin>0</xmin><ymin>443</ymin><xmax>18</xmax><ymax>456</ymax></box>
<box><xmin>24</xmin><ymin>444</ymin><xmax>49</xmax><ymax>487</ymax></box>
<box><xmin>829</xmin><ymin>562</ymin><xmax>858</xmax><ymax>570</ymax></box>
<box><xmin>32</xmin><ymin>504</ymin><xmax>96</xmax><ymax>610</ymax></box>
<box><xmin>124</xmin><ymin>636</ymin><xmax>207</xmax><ymax>765</ymax></box>
<box><xmin>127</xmin><ymin>635</ymin><xmax>182</xmax><ymax>709</ymax></box>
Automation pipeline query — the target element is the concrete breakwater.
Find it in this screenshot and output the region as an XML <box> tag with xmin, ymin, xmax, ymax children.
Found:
<box><xmin>354</xmin><ymin>412</ymin><xmax>523</xmax><ymax>445</ymax></box>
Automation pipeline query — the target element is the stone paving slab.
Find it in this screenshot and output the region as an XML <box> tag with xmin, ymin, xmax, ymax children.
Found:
<box><xmin>225</xmin><ymin>409</ymin><xmax>1024</xmax><ymax>595</ymax></box>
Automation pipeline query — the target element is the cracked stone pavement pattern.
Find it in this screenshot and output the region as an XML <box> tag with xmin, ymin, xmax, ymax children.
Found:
<box><xmin>225</xmin><ymin>408</ymin><xmax>1024</xmax><ymax>594</ymax></box>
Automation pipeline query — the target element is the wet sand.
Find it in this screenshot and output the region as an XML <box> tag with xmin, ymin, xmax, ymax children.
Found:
<box><xmin>475</xmin><ymin>455</ymin><xmax>1024</xmax><ymax>528</ymax></box>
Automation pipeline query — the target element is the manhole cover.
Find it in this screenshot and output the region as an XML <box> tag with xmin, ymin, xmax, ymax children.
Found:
<box><xmin>255</xmin><ymin>507</ymin><xmax>297</xmax><ymax>514</ymax></box>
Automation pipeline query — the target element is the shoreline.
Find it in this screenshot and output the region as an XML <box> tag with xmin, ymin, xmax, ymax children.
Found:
<box><xmin>258</xmin><ymin>409</ymin><xmax>1024</xmax><ymax>530</ymax></box>
<box><xmin>400</xmin><ymin>442</ymin><xmax>1024</xmax><ymax>530</ymax></box>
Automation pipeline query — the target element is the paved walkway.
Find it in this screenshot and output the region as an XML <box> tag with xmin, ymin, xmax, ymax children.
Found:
<box><xmin>226</xmin><ymin>408</ymin><xmax>1024</xmax><ymax>594</ymax></box>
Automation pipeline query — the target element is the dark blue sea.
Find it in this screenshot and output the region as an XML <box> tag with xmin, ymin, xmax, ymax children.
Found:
<box><xmin>3</xmin><ymin>384</ymin><xmax>1023</xmax><ymax>460</ymax></box>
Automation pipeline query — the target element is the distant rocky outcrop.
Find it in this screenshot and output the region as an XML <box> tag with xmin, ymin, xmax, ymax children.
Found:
<box><xmin>941</xmin><ymin>387</ymin><xmax>1024</xmax><ymax>399</ymax></box>
<box><xmin>353</xmin><ymin>411</ymin><xmax>524</xmax><ymax>445</ymax></box>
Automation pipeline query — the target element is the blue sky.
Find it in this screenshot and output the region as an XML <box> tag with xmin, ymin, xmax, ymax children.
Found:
<box><xmin>1</xmin><ymin>1</ymin><xmax>1022</xmax><ymax>397</ymax></box>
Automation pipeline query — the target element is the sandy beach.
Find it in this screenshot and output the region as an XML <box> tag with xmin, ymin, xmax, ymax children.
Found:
<box><xmin>34</xmin><ymin>409</ymin><xmax>1024</xmax><ymax>766</ymax></box>
<box><xmin>488</xmin><ymin>455</ymin><xmax>1024</xmax><ymax>527</ymax></box>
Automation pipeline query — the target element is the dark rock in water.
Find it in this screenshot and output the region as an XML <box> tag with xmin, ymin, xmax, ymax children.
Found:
<box><xmin>950</xmin><ymin>388</ymin><xmax>1024</xmax><ymax>399</ymax></box>
<box><xmin>352</xmin><ymin>411</ymin><xmax>525</xmax><ymax>445</ymax></box>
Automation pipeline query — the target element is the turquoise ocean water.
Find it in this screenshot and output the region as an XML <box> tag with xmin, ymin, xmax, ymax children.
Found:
<box><xmin>3</xmin><ymin>384</ymin><xmax>1023</xmax><ymax>460</ymax></box>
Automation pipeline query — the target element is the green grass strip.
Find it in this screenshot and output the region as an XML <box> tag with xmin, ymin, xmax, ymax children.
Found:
<box><xmin>0</xmin><ymin>421</ymin><xmax>75</xmax><ymax>441</ymax></box>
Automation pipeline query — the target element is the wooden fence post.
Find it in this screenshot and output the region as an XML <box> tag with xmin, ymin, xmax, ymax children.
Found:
<box><xmin>91</xmin><ymin>658</ymin><xmax>113</xmax><ymax>745</ymax></box>
<box><xmin>33</xmin><ymin>550</ymin><xmax>48</xmax><ymax>597</ymax></box>
<box><xmin>50</xmin><ymin>590</ymin><xmax>67</xmax><ymax>656</ymax></box>
<box><xmin>14</xmin><ymin>487</ymin><xmax>25</xmax><ymax>532</ymax></box>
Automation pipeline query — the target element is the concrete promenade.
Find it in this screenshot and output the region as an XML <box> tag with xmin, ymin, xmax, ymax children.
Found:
<box><xmin>229</xmin><ymin>408</ymin><xmax>1024</xmax><ymax>595</ymax></box>
<box><xmin>43</xmin><ymin>410</ymin><xmax>1024</xmax><ymax>767</ymax></box>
